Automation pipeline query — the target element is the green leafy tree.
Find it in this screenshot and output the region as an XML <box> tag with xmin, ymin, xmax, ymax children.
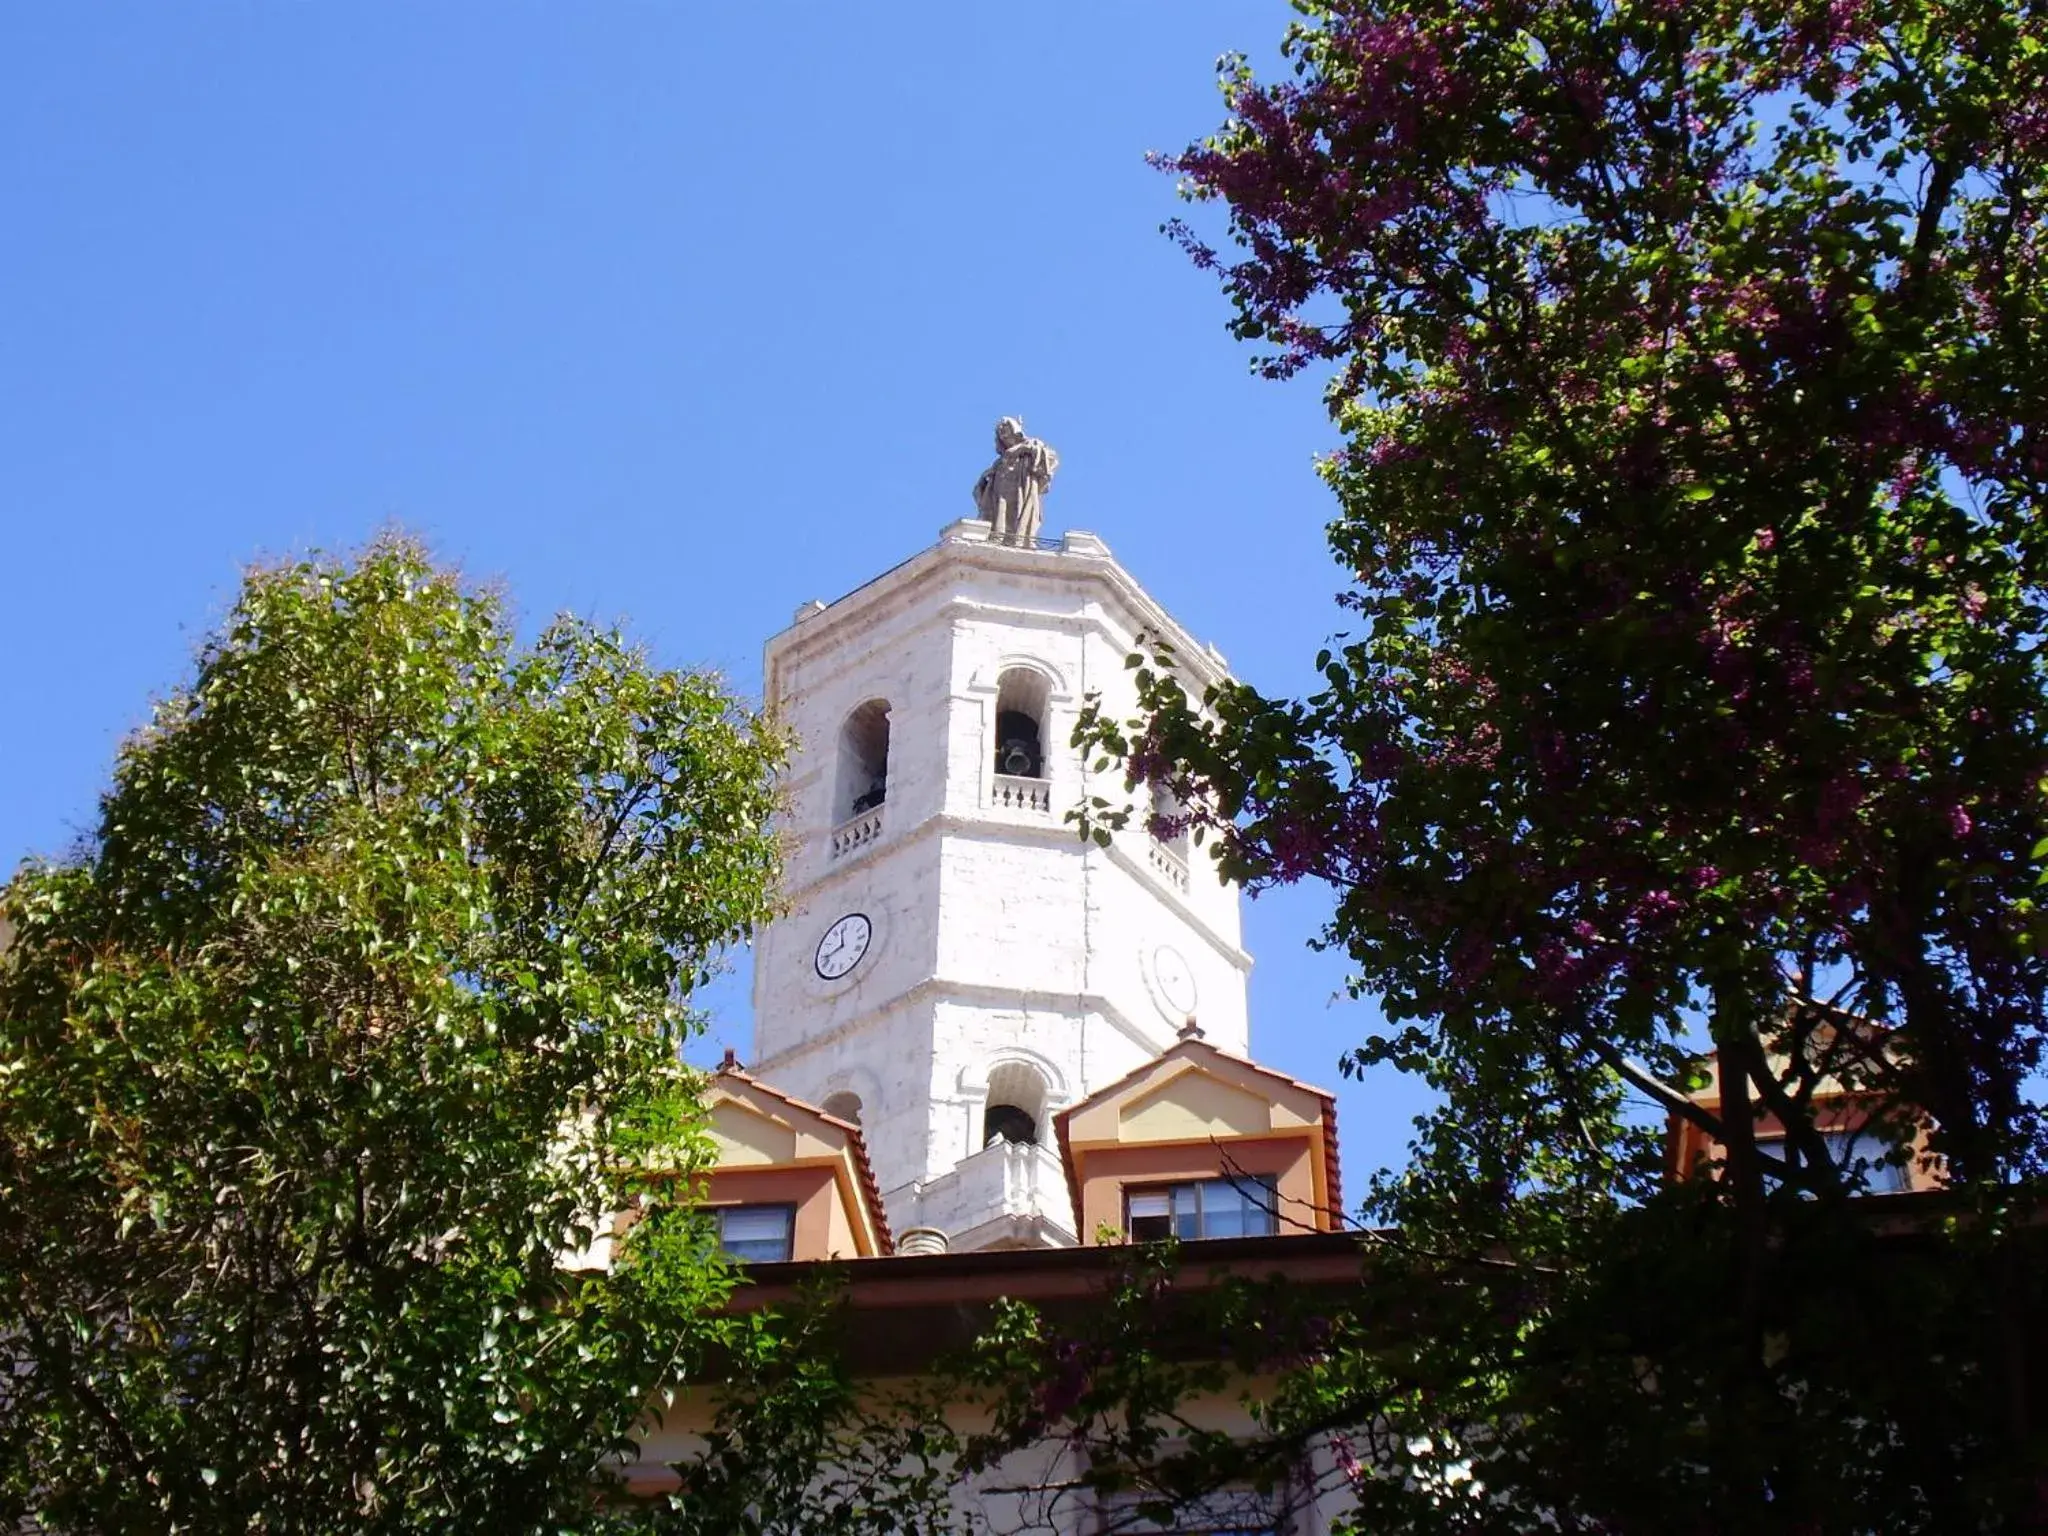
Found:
<box><xmin>1067</xmin><ymin>0</ymin><xmax>2048</xmax><ymax>1528</ymax></box>
<box><xmin>0</xmin><ymin>536</ymin><xmax>782</xmax><ymax>1532</ymax></box>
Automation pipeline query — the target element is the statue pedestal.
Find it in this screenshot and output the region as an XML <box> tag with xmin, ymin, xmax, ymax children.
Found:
<box><xmin>940</xmin><ymin>517</ymin><xmax>993</xmax><ymax>546</ymax></box>
<box><xmin>938</xmin><ymin>519</ymin><xmax>1113</xmax><ymax>560</ymax></box>
<box><xmin>1059</xmin><ymin>530</ymin><xmax>1110</xmax><ymax>558</ymax></box>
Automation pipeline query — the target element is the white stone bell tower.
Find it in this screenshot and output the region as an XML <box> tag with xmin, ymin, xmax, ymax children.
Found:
<box><xmin>747</xmin><ymin>518</ymin><xmax>1250</xmax><ymax>1251</ymax></box>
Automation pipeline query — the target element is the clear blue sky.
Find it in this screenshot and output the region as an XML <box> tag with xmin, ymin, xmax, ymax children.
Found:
<box><xmin>0</xmin><ymin>4</ymin><xmax>1430</xmax><ymax>1200</ymax></box>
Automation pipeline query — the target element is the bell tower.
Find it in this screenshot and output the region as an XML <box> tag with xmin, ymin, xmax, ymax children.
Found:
<box><xmin>748</xmin><ymin>518</ymin><xmax>1250</xmax><ymax>1250</ymax></box>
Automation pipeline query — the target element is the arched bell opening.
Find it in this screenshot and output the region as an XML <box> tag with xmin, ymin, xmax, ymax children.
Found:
<box><xmin>1149</xmin><ymin>779</ymin><xmax>1191</xmax><ymax>859</ymax></box>
<box><xmin>836</xmin><ymin>700</ymin><xmax>891</xmax><ymax>821</ymax></box>
<box><xmin>981</xmin><ymin>1060</ymin><xmax>1051</xmax><ymax>1148</ymax></box>
<box><xmin>993</xmin><ymin>668</ymin><xmax>1052</xmax><ymax>781</ymax></box>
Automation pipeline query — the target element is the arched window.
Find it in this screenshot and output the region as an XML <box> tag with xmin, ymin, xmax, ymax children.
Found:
<box><xmin>821</xmin><ymin>1090</ymin><xmax>863</xmax><ymax>1126</ymax></box>
<box><xmin>982</xmin><ymin>1060</ymin><xmax>1050</xmax><ymax>1148</ymax></box>
<box><xmin>993</xmin><ymin>668</ymin><xmax>1051</xmax><ymax>781</ymax></box>
<box><xmin>836</xmin><ymin>700</ymin><xmax>891</xmax><ymax>821</ymax></box>
<box><xmin>1149</xmin><ymin>780</ymin><xmax>1190</xmax><ymax>858</ymax></box>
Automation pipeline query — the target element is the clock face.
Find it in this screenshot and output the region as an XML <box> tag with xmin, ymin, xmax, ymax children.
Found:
<box><xmin>814</xmin><ymin>912</ymin><xmax>873</xmax><ymax>981</ymax></box>
<box><xmin>1150</xmin><ymin>944</ymin><xmax>1197</xmax><ymax>1018</ymax></box>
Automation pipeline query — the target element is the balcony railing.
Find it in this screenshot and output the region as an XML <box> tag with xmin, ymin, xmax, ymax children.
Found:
<box><xmin>908</xmin><ymin>1136</ymin><xmax>1075</xmax><ymax>1243</ymax></box>
<box><xmin>830</xmin><ymin>805</ymin><xmax>884</xmax><ymax>859</ymax></box>
<box><xmin>990</xmin><ymin>774</ymin><xmax>1051</xmax><ymax>813</ymax></box>
<box><xmin>1147</xmin><ymin>837</ymin><xmax>1191</xmax><ymax>893</ymax></box>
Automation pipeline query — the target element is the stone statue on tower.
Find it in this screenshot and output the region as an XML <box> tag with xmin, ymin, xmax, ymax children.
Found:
<box><xmin>972</xmin><ymin>417</ymin><xmax>1059</xmax><ymax>544</ymax></box>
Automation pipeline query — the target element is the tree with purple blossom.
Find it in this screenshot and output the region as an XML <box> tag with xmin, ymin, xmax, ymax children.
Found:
<box><xmin>1071</xmin><ymin>0</ymin><xmax>2048</xmax><ymax>1527</ymax></box>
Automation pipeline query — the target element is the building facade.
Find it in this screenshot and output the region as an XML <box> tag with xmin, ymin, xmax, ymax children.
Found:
<box><xmin>746</xmin><ymin>517</ymin><xmax>1254</xmax><ymax>1251</ymax></box>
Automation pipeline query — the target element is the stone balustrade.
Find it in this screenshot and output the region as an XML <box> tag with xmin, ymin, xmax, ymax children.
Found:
<box><xmin>990</xmin><ymin>774</ymin><xmax>1052</xmax><ymax>813</ymax></box>
<box><xmin>1147</xmin><ymin>837</ymin><xmax>1191</xmax><ymax>893</ymax></box>
<box><xmin>830</xmin><ymin>804</ymin><xmax>884</xmax><ymax>860</ymax></box>
<box><xmin>894</xmin><ymin>1136</ymin><xmax>1076</xmax><ymax>1249</ymax></box>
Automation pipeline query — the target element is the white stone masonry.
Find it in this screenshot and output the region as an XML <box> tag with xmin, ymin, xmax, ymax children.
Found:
<box><xmin>748</xmin><ymin>520</ymin><xmax>1251</xmax><ymax>1250</ymax></box>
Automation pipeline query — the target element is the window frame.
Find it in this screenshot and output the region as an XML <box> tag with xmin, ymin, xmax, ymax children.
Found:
<box><xmin>714</xmin><ymin>1202</ymin><xmax>798</xmax><ymax>1263</ymax></box>
<box><xmin>1123</xmin><ymin>1175</ymin><xmax>1279</xmax><ymax>1243</ymax></box>
<box><xmin>1757</xmin><ymin>1126</ymin><xmax>1912</xmax><ymax>1194</ymax></box>
<box><xmin>1817</xmin><ymin>1126</ymin><xmax>1911</xmax><ymax>1193</ymax></box>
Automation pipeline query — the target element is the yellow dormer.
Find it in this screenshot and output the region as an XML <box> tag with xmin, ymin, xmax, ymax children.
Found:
<box><xmin>694</xmin><ymin>1061</ymin><xmax>892</xmax><ymax>1261</ymax></box>
<box><xmin>1054</xmin><ymin>1031</ymin><xmax>1342</xmax><ymax>1244</ymax></box>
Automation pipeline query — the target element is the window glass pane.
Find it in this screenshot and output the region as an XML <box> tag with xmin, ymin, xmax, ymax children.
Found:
<box><xmin>1144</xmin><ymin>1178</ymin><xmax>1279</xmax><ymax>1240</ymax></box>
<box><xmin>1128</xmin><ymin>1179</ymin><xmax>1281</xmax><ymax>1241</ymax></box>
<box><xmin>720</xmin><ymin>1206</ymin><xmax>788</xmax><ymax>1242</ymax></box>
<box><xmin>1203</xmin><ymin>1181</ymin><xmax>1259</xmax><ymax>1239</ymax></box>
<box><xmin>1825</xmin><ymin>1128</ymin><xmax>1909</xmax><ymax>1193</ymax></box>
<box><xmin>1220</xmin><ymin>1178</ymin><xmax>1281</xmax><ymax>1237</ymax></box>
<box><xmin>718</xmin><ymin>1205</ymin><xmax>793</xmax><ymax>1262</ymax></box>
<box><xmin>1127</xmin><ymin>1190</ymin><xmax>1172</xmax><ymax>1241</ymax></box>
<box><xmin>1237</xmin><ymin>1180</ymin><xmax>1266</xmax><ymax>1235</ymax></box>
<box><xmin>1758</xmin><ymin>1136</ymin><xmax>1814</xmax><ymax>1196</ymax></box>
<box><xmin>1760</xmin><ymin>1129</ymin><xmax>1911</xmax><ymax>1196</ymax></box>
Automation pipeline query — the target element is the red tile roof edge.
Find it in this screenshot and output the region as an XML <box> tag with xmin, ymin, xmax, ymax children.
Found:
<box><xmin>1056</xmin><ymin>1112</ymin><xmax>1084</xmax><ymax>1240</ymax></box>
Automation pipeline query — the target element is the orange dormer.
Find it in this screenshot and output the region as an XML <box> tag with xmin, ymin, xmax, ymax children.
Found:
<box><xmin>1666</xmin><ymin>1016</ymin><xmax>1941</xmax><ymax>1194</ymax></box>
<box><xmin>698</xmin><ymin>1061</ymin><xmax>892</xmax><ymax>1261</ymax></box>
<box><xmin>1054</xmin><ymin>1031</ymin><xmax>1343</xmax><ymax>1244</ymax></box>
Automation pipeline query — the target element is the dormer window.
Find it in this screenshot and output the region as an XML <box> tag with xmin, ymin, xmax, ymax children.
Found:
<box><xmin>701</xmin><ymin>1072</ymin><xmax>892</xmax><ymax>1259</ymax></box>
<box><xmin>993</xmin><ymin>668</ymin><xmax>1051</xmax><ymax>781</ymax></box>
<box><xmin>1125</xmin><ymin>1177</ymin><xmax>1277</xmax><ymax>1242</ymax></box>
<box><xmin>1758</xmin><ymin>1127</ymin><xmax>1912</xmax><ymax>1195</ymax></box>
<box><xmin>1057</xmin><ymin>1038</ymin><xmax>1341</xmax><ymax>1246</ymax></box>
<box><xmin>716</xmin><ymin>1204</ymin><xmax>796</xmax><ymax>1263</ymax></box>
<box><xmin>1820</xmin><ymin>1127</ymin><xmax>1909</xmax><ymax>1192</ymax></box>
<box><xmin>837</xmin><ymin>700</ymin><xmax>891</xmax><ymax>820</ymax></box>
